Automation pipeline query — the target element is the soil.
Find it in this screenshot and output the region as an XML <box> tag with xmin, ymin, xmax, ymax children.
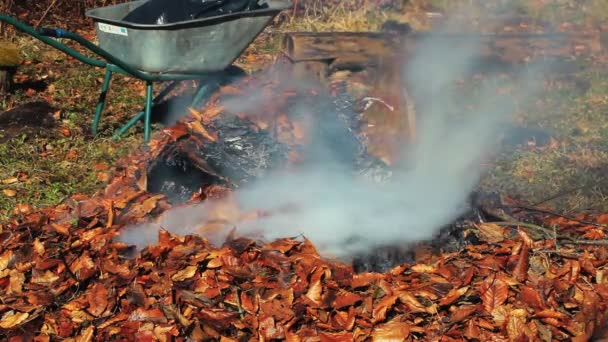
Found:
<box><xmin>0</xmin><ymin>101</ymin><xmax>56</xmax><ymax>140</ymax></box>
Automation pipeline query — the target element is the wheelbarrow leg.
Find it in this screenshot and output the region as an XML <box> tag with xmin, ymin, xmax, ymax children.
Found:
<box><xmin>113</xmin><ymin>81</ymin><xmax>178</xmax><ymax>140</ymax></box>
<box><xmin>191</xmin><ymin>82</ymin><xmax>214</xmax><ymax>108</ymax></box>
<box><xmin>190</xmin><ymin>66</ymin><xmax>247</xmax><ymax>107</ymax></box>
<box><xmin>144</xmin><ymin>81</ymin><xmax>153</xmax><ymax>142</ymax></box>
<box><xmin>92</xmin><ymin>69</ymin><xmax>113</xmax><ymax>136</ymax></box>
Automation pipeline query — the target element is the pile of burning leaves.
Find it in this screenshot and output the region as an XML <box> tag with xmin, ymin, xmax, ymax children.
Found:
<box><xmin>3</xmin><ymin>74</ymin><xmax>608</xmax><ymax>341</ymax></box>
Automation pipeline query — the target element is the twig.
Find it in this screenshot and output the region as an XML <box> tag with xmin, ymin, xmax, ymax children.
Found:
<box><xmin>571</xmin><ymin>240</ymin><xmax>608</xmax><ymax>246</ymax></box>
<box><xmin>35</xmin><ymin>0</ymin><xmax>59</xmax><ymax>29</ymax></box>
<box><xmin>489</xmin><ymin>221</ymin><xmax>572</xmax><ymax>241</ymax></box>
<box><xmin>512</xmin><ymin>205</ymin><xmax>608</xmax><ymax>229</ymax></box>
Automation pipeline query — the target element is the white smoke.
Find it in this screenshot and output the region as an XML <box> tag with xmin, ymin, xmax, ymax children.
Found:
<box><xmin>119</xmin><ymin>13</ymin><xmax>552</xmax><ymax>258</ymax></box>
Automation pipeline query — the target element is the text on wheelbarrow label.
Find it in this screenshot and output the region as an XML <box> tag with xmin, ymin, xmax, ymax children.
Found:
<box><xmin>98</xmin><ymin>23</ymin><xmax>128</xmax><ymax>36</ymax></box>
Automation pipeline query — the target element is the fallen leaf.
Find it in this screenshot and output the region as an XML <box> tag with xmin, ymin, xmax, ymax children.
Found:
<box><xmin>476</xmin><ymin>223</ymin><xmax>505</xmax><ymax>243</ymax></box>
<box><xmin>0</xmin><ymin>311</ymin><xmax>29</xmax><ymax>329</ymax></box>
<box><xmin>3</xmin><ymin>189</ymin><xmax>16</xmax><ymax>197</ymax></box>
<box><xmin>480</xmin><ymin>277</ymin><xmax>509</xmax><ymax>313</ymax></box>
<box><xmin>78</xmin><ymin>325</ymin><xmax>95</xmax><ymax>342</ymax></box>
<box><xmin>13</xmin><ymin>203</ymin><xmax>33</xmax><ymax>215</ymax></box>
<box><xmin>371</xmin><ymin>320</ymin><xmax>409</xmax><ymax>341</ymax></box>
<box><xmin>519</xmin><ymin>286</ymin><xmax>545</xmax><ymax>310</ymax></box>
<box><xmin>129</xmin><ymin>308</ymin><xmax>168</xmax><ymax>324</ymax></box>
<box><xmin>451</xmin><ymin>304</ymin><xmax>478</xmax><ymax>323</ymax></box>
<box><xmin>507</xmin><ymin>314</ymin><xmax>527</xmax><ymax>341</ymax></box>
<box><xmin>172</xmin><ymin>266</ymin><xmax>198</xmax><ymax>281</ymax></box>
<box><xmin>259</xmin><ymin>316</ymin><xmax>285</xmax><ymax>340</ymax></box>
<box><xmin>464</xmin><ymin>319</ymin><xmax>481</xmax><ymax>339</ymax></box>
<box><xmin>8</xmin><ymin>269</ymin><xmax>25</xmax><ymax>295</ymax></box>
<box><xmin>87</xmin><ymin>283</ymin><xmax>109</xmax><ymax>317</ymax></box>
<box><xmin>439</xmin><ymin>286</ymin><xmax>469</xmax><ymax>306</ymax></box>
<box><xmin>2</xmin><ymin>177</ymin><xmax>18</xmax><ymax>185</ymax></box>
<box><xmin>33</xmin><ymin>239</ymin><xmax>45</xmax><ymax>256</ymax></box>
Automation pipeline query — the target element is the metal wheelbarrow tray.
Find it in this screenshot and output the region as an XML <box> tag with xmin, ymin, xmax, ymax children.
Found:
<box><xmin>0</xmin><ymin>0</ymin><xmax>289</xmax><ymax>142</ymax></box>
<box><xmin>86</xmin><ymin>0</ymin><xmax>288</xmax><ymax>74</ymax></box>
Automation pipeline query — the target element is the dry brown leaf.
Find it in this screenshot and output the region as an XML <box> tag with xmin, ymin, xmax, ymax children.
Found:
<box><xmin>464</xmin><ymin>319</ymin><xmax>481</xmax><ymax>339</ymax></box>
<box><xmin>33</xmin><ymin>238</ymin><xmax>45</xmax><ymax>256</ymax></box>
<box><xmin>512</xmin><ymin>242</ymin><xmax>530</xmax><ymax>282</ymax></box>
<box><xmin>87</xmin><ymin>283</ymin><xmax>109</xmax><ymax>317</ymax></box>
<box><xmin>0</xmin><ymin>250</ymin><xmax>12</xmax><ymax>272</ymax></box>
<box><xmin>31</xmin><ymin>269</ymin><xmax>60</xmax><ymax>284</ymax></box>
<box><xmin>8</xmin><ymin>269</ymin><xmax>25</xmax><ymax>295</ymax></box>
<box><xmin>333</xmin><ymin>290</ymin><xmax>364</xmax><ymax>309</ymax></box>
<box><xmin>78</xmin><ymin>325</ymin><xmax>95</xmax><ymax>342</ymax></box>
<box><xmin>519</xmin><ymin>285</ymin><xmax>545</xmax><ymax>310</ymax></box>
<box><xmin>2</xmin><ymin>177</ymin><xmax>18</xmax><ymax>185</ymax></box>
<box><xmin>3</xmin><ymin>189</ymin><xmax>16</xmax><ymax>197</ymax></box>
<box><xmin>507</xmin><ymin>314</ymin><xmax>527</xmax><ymax>341</ymax></box>
<box><xmin>319</xmin><ymin>331</ymin><xmax>354</xmax><ymax>342</ymax></box>
<box><xmin>410</xmin><ymin>264</ymin><xmax>437</xmax><ymax>273</ymax></box>
<box><xmin>481</xmin><ymin>277</ymin><xmax>509</xmax><ymax>313</ymax></box>
<box><xmin>259</xmin><ymin>316</ymin><xmax>285</xmax><ymax>340</ymax></box>
<box><xmin>371</xmin><ymin>320</ymin><xmax>409</xmax><ymax>341</ymax></box>
<box><xmin>477</xmin><ymin>223</ymin><xmax>506</xmax><ymax>243</ymax></box>
<box><xmin>450</xmin><ymin>304</ymin><xmax>478</xmax><ymax>323</ymax></box>
<box><xmin>439</xmin><ymin>286</ymin><xmax>469</xmax><ymax>306</ymax></box>
<box><xmin>70</xmin><ymin>251</ymin><xmax>96</xmax><ymax>281</ymax></box>
<box><xmin>13</xmin><ymin>203</ymin><xmax>33</xmax><ymax>215</ymax></box>
<box><xmin>535</xmin><ymin>309</ymin><xmax>569</xmax><ymax>321</ymax></box>
<box><xmin>129</xmin><ymin>308</ymin><xmax>168</xmax><ymax>324</ymax></box>
<box><xmin>172</xmin><ymin>266</ymin><xmax>198</xmax><ymax>281</ymax></box>
<box><xmin>0</xmin><ymin>310</ymin><xmax>29</xmax><ymax>329</ymax></box>
<box><xmin>372</xmin><ymin>295</ymin><xmax>399</xmax><ymax>323</ymax></box>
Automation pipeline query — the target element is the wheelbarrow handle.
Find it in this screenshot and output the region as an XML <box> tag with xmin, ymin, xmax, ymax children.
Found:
<box><xmin>38</xmin><ymin>27</ymin><xmax>68</xmax><ymax>38</ymax></box>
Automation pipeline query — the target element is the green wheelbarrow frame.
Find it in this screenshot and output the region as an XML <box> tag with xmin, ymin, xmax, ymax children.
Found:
<box><xmin>0</xmin><ymin>14</ymin><xmax>246</xmax><ymax>142</ymax></box>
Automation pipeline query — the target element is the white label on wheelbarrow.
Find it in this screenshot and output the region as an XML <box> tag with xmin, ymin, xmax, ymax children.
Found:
<box><xmin>98</xmin><ymin>23</ymin><xmax>128</xmax><ymax>36</ymax></box>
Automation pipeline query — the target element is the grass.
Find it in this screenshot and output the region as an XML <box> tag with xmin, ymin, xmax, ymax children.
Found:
<box><xmin>0</xmin><ymin>36</ymin><xmax>144</xmax><ymax>221</ymax></box>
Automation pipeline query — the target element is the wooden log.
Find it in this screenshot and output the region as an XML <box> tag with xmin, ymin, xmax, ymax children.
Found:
<box><xmin>281</xmin><ymin>32</ymin><xmax>418</xmax><ymax>165</ymax></box>
<box><xmin>281</xmin><ymin>32</ymin><xmax>405</xmax><ymax>66</ymax></box>
<box><xmin>0</xmin><ymin>41</ymin><xmax>20</xmax><ymax>95</ymax></box>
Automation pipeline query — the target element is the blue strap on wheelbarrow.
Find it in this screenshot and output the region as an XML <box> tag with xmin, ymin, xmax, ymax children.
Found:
<box><xmin>38</xmin><ymin>27</ymin><xmax>67</xmax><ymax>38</ymax></box>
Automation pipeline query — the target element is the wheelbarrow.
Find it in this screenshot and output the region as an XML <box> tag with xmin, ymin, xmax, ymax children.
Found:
<box><xmin>0</xmin><ymin>0</ymin><xmax>290</xmax><ymax>142</ymax></box>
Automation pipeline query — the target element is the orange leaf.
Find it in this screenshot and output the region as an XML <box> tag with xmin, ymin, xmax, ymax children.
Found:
<box><xmin>450</xmin><ymin>304</ymin><xmax>478</xmax><ymax>323</ymax></box>
<box><xmin>372</xmin><ymin>295</ymin><xmax>399</xmax><ymax>323</ymax></box>
<box><xmin>476</xmin><ymin>223</ymin><xmax>505</xmax><ymax>243</ymax></box>
<box><xmin>410</xmin><ymin>264</ymin><xmax>437</xmax><ymax>273</ymax></box>
<box><xmin>439</xmin><ymin>286</ymin><xmax>469</xmax><ymax>306</ymax></box>
<box><xmin>128</xmin><ymin>308</ymin><xmax>167</xmax><ymax>324</ymax></box>
<box><xmin>371</xmin><ymin>320</ymin><xmax>409</xmax><ymax>341</ymax></box>
<box><xmin>536</xmin><ymin>309</ymin><xmax>569</xmax><ymax>321</ymax></box>
<box><xmin>319</xmin><ymin>331</ymin><xmax>353</xmax><ymax>342</ymax></box>
<box><xmin>480</xmin><ymin>277</ymin><xmax>509</xmax><ymax>314</ymax></box>
<box><xmin>464</xmin><ymin>319</ymin><xmax>481</xmax><ymax>339</ymax></box>
<box><xmin>259</xmin><ymin>316</ymin><xmax>285</xmax><ymax>340</ymax></box>
<box><xmin>172</xmin><ymin>266</ymin><xmax>198</xmax><ymax>282</ymax></box>
<box><xmin>8</xmin><ymin>270</ymin><xmax>25</xmax><ymax>295</ymax></box>
<box><xmin>333</xmin><ymin>290</ymin><xmax>364</xmax><ymax>309</ymax></box>
<box><xmin>512</xmin><ymin>243</ymin><xmax>530</xmax><ymax>282</ymax></box>
<box><xmin>0</xmin><ymin>311</ymin><xmax>29</xmax><ymax>329</ymax></box>
<box><xmin>507</xmin><ymin>314</ymin><xmax>527</xmax><ymax>341</ymax></box>
<box><xmin>519</xmin><ymin>286</ymin><xmax>545</xmax><ymax>310</ymax></box>
<box><xmin>352</xmin><ymin>273</ymin><xmax>384</xmax><ymax>288</ymax></box>
<box><xmin>189</xmin><ymin>121</ymin><xmax>218</xmax><ymax>142</ymax></box>
<box><xmin>87</xmin><ymin>283</ymin><xmax>109</xmax><ymax>317</ymax></box>
<box><xmin>3</xmin><ymin>189</ymin><xmax>16</xmax><ymax>197</ymax></box>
